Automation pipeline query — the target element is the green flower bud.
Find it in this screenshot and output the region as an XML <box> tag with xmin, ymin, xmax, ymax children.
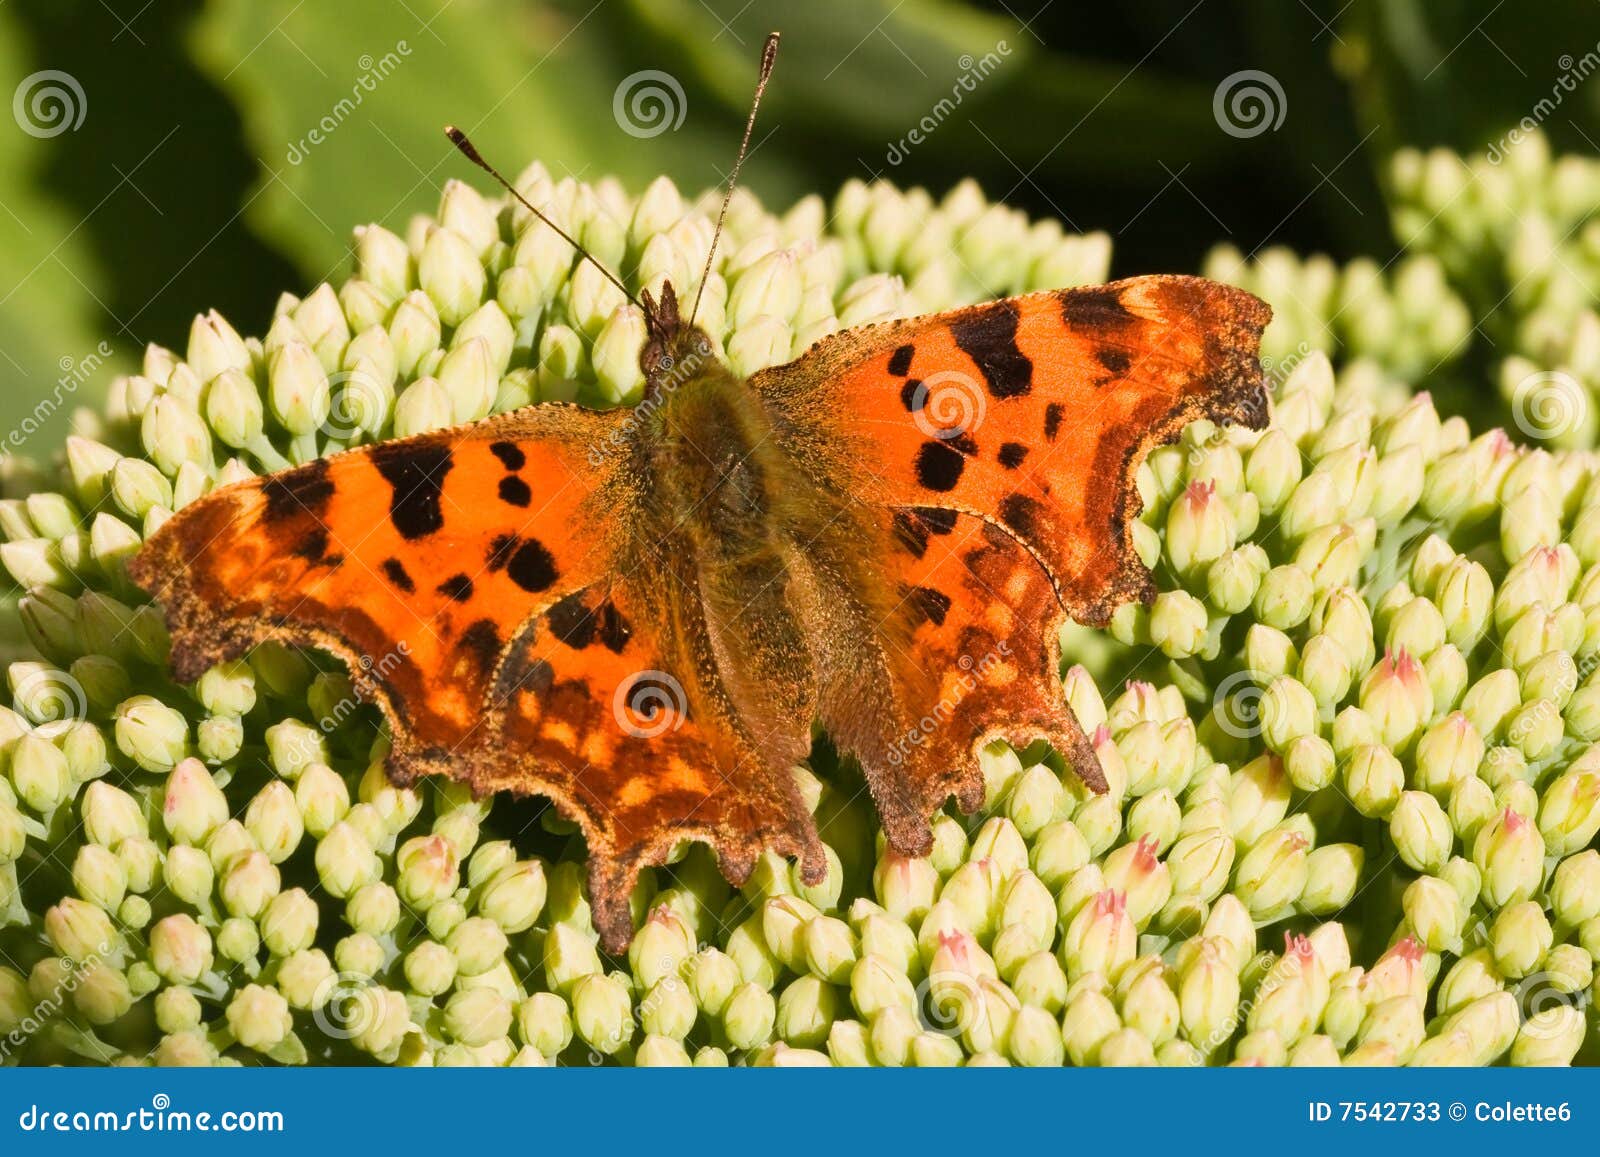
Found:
<box><xmin>447</xmin><ymin>916</ymin><xmax>509</xmax><ymax>977</ymax></box>
<box><xmin>1229</xmin><ymin>753</ymin><xmax>1291</xmax><ymax>845</ymax></box>
<box><xmin>224</xmin><ymin>983</ymin><xmax>292</xmax><ymax>1053</ymax></box>
<box><xmin>216</xmin><ymin>915</ymin><xmax>260</xmax><ymax>967</ymax></box>
<box><xmin>1245</xmin><ymin>428</ymin><xmax>1303</xmax><ymax>513</ymax></box>
<box><xmin>873</xmin><ymin>851</ymin><xmax>938</xmax><ymax>924</ymax></box>
<box><xmin>721</xmin><ymin>980</ymin><xmax>776</xmax><ymax>1052</ymax></box>
<box><xmin>1473</xmin><ymin>807</ymin><xmax>1546</xmax><ymax>907</ymax></box>
<box><xmin>315</xmin><ymin>821</ymin><xmax>381</xmax><ymax>900</ymax></box>
<box><xmin>1511</xmin><ymin>1005</ymin><xmax>1587</xmax><ymax>1066</ymax></box>
<box><xmin>351</xmin><ymin>987</ymin><xmax>411</xmax><ymax>1063</ymax></box>
<box><xmin>10</xmin><ymin>735</ymin><xmax>70</xmax><ymax>813</ymax></box>
<box><xmin>775</xmin><ymin>974</ymin><xmax>837</xmax><ymax>1048</ymax></box>
<box><xmin>1390</xmin><ymin>790</ymin><xmax>1454</xmax><ymax>874</ymax></box>
<box><xmin>725</xmin><ymin>916</ymin><xmax>780</xmax><ymax>989</ymax></box>
<box><xmin>294</xmin><ymin>762</ymin><xmax>350</xmax><ymax>838</ymax></box>
<box><xmin>1206</xmin><ymin>547</ymin><xmax>1265</xmax><ymax>615</ymax></box>
<box><xmin>154</xmin><ymin>986</ymin><xmax>203</xmax><ymax>1035</ymax></box>
<box><xmin>475</xmin><ymin>859</ymin><xmax>547</xmax><ymax>934</ymax></box>
<box><xmin>165</xmin><ymin>841</ymin><xmax>218</xmax><ymax>914</ymax></box>
<box><xmin>255</xmin><ymin>888</ymin><xmax>317</xmax><ymax>957</ymax></box>
<box><xmin>1299</xmin><ymin>844</ymin><xmax>1362</xmax><ymax>914</ymax></box>
<box><xmin>543</xmin><ymin>921</ymin><xmax>602</xmax><ymax>996</ymax></box>
<box><xmin>444</xmin><ymin>986</ymin><xmax>513</xmax><ymax>1048</ymax></box>
<box><xmin>148</xmin><ymin>914</ymin><xmax>213</xmax><ymax>985</ymax></box>
<box><xmin>1550</xmin><ymin>850</ymin><xmax>1600</xmax><ymax>929</ymax></box>
<box><xmin>114</xmin><ymin>695</ymin><xmax>187</xmax><ymax>772</ymax></box>
<box><xmin>141</xmin><ymin>395</ymin><xmax>213</xmax><ymax>476</ymax></box>
<box><xmin>1538</xmin><ymin>764</ymin><xmax>1600</xmax><ymax>855</ymax></box>
<box><xmin>849</xmin><ymin>953</ymin><xmax>917</xmax><ymax>1021</ymax></box>
<box><xmin>394</xmin><ymin>833</ymin><xmax>458</xmax><ymax>909</ymax></box>
<box><xmin>1234</xmin><ymin>828</ymin><xmax>1310</xmax><ymax>920</ymax></box>
<box><xmin>344</xmin><ymin>881</ymin><xmax>400</xmax><ymax>938</ymax></box>
<box><xmin>71</xmin><ymin>843</ymin><xmax>125</xmax><ymax>911</ymax></box>
<box><xmin>1061</xmin><ymin>986</ymin><xmax>1121</xmax><ymax>1065</ymax></box>
<box><xmin>1343</xmin><ymin>743</ymin><xmax>1404</xmax><ymax>818</ymax></box>
<box><xmin>161</xmin><ymin>758</ymin><xmax>228</xmax><ymax>845</ymax></box>
<box><xmin>1061</xmin><ymin>889</ymin><xmax>1136</xmax><ymax>979</ymax></box>
<box><xmin>116</xmin><ymin>836</ymin><xmax>160</xmax><ymax>894</ymax></box>
<box><xmin>263</xmin><ymin>718</ymin><xmax>326</xmax><ymax>780</ymax></box>
<box><xmin>1166</xmin><ymin>481</ymin><xmax>1235</xmax><ymax>576</ymax></box>
<box><xmin>1259</xmin><ymin>676</ymin><xmax>1320</xmax><ymax>753</ymax></box>
<box><xmin>1489</xmin><ymin>900</ymin><xmax>1553</xmax><ymax>979</ymax></box>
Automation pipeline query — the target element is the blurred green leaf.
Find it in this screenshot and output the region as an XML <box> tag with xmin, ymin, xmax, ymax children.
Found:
<box><xmin>0</xmin><ymin>10</ymin><xmax>125</xmax><ymax>446</ymax></box>
<box><xmin>188</xmin><ymin>0</ymin><xmax>786</xmax><ymax>279</ymax></box>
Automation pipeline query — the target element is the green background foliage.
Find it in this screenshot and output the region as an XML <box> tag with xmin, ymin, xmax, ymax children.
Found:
<box><xmin>0</xmin><ymin>0</ymin><xmax>1596</xmax><ymax>440</ymax></box>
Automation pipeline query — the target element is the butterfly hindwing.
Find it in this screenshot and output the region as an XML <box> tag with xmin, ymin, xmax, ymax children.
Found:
<box><xmin>754</xmin><ymin>274</ymin><xmax>1271</xmax><ymax>626</ymax></box>
<box><xmin>454</xmin><ymin>581</ymin><xmax>824</xmax><ymax>949</ymax></box>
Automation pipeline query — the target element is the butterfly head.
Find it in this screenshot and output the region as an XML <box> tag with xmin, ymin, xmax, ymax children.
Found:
<box><xmin>639</xmin><ymin>280</ymin><xmax>719</xmax><ymax>398</ymax></box>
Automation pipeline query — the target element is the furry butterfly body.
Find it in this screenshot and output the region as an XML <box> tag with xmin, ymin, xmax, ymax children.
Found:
<box><xmin>130</xmin><ymin>272</ymin><xmax>1268</xmax><ymax>951</ymax></box>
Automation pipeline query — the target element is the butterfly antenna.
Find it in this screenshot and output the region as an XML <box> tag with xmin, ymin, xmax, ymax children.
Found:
<box><xmin>689</xmin><ymin>31</ymin><xmax>780</xmax><ymax>326</ymax></box>
<box><xmin>444</xmin><ymin>125</ymin><xmax>638</xmax><ymax>308</ymax></box>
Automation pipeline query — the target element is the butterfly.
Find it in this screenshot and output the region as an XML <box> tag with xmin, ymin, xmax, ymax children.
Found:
<box><xmin>128</xmin><ymin>34</ymin><xmax>1270</xmax><ymax>952</ymax></box>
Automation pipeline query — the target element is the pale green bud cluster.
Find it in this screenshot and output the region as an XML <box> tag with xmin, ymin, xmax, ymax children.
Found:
<box><xmin>3</xmin><ymin>148</ymin><xmax>1600</xmax><ymax>1067</ymax></box>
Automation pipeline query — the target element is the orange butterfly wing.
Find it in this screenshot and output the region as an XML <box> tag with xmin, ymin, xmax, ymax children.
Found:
<box><xmin>130</xmin><ymin>405</ymin><xmax>628</xmax><ymax>774</ymax></box>
<box><xmin>754</xmin><ymin>274</ymin><xmax>1271</xmax><ymax>625</ymax></box>
<box><xmin>753</xmin><ymin>274</ymin><xmax>1268</xmax><ymax>845</ymax></box>
<box><xmin>131</xmin><ymin>404</ymin><xmax>824</xmax><ymax>951</ymax></box>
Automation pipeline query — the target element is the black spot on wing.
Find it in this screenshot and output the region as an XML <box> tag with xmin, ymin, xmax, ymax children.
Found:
<box><xmin>489</xmin><ymin>441</ymin><xmax>527</xmax><ymax>471</ymax></box>
<box><xmin>887</xmin><ymin>344</ymin><xmax>915</xmax><ymax>377</ymax></box>
<box><xmin>507</xmin><ymin>538</ymin><xmax>559</xmax><ymax>593</ymax></box>
<box><xmin>437</xmin><ymin>574</ymin><xmax>474</xmax><ymax>602</ymax></box>
<box><xmin>261</xmin><ymin>459</ymin><xmax>334</xmax><ymax>523</ymax></box>
<box><xmin>914</xmin><ymin>441</ymin><xmax>965</xmax><ymax>492</ymax></box>
<box><xmin>907</xmin><ymin>584</ymin><xmax>953</xmax><ymax>627</ymax></box>
<box><xmin>891</xmin><ymin>507</ymin><xmax>959</xmax><ymax>559</ymax></box>
<box><xmin>371</xmin><ymin>441</ymin><xmax>454</xmax><ymax>540</ymax></box>
<box><xmin>499</xmin><ymin>476</ymin><xmax>532</xmax><ymax>507</ymax></box>
<box><xmin>899</xmin><ymin>380</ymin><xmax>925</xmax><ymax>413</ymax></box>
<box><xmin>1062</xmin><ymin>285</ymin><xmax>1132</xmax><ymax>328</ymax></box>
<box><xmin>595</xmin><ymin>600</ymin><xmax>632</xmax><ymax>654</ymax></box>
<box><xmin>999</xmin><ymin>493</ymin><xmax>1045</xmax><ymax>540</ymax></box>
<box><xmin>998</xmin><ymin>442</ymin><xmax>1029</xmax><ymax>470</ymax></box>
<box><xmin>1097</xmin><ymin>348</ymin><xmax>1132</xmax><ymax>375</ymax></box>
<box><xmin>487</xmin><ymin>534</ymin><xmax>518</xmax><ymax>572</ymax></box>
<box><xmin>1044</xmin><ymin>403</ymin><xmax>1064</xmax><ymax>442</ymax></box>
<box><xmin>892</xmin><ymin>511</ymin><xmax>930</xmax><ymax>558</ymax></box>
<box><xmin>950</xmin><ymin>301</ymin><xmax>1032</xmax><ymax>399</ymax></box>
<box><xmin>292</xmin><ymin>527</ymin><xmax>330</xmax><ymax>563</ymax></box>
<box><xmin>382</xmin><ymin>558</ymin><xmax>415</xmax><ymax>593</ymax></box>
<box><xmin>546</xmin><ymin>592</ymin><xmax>596</xmax><ymax>649</ymax></box>
<box><xmin>457</xmin><ymin>618</ymin><xmax>502</xmax><ymax>678</ymax></box>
